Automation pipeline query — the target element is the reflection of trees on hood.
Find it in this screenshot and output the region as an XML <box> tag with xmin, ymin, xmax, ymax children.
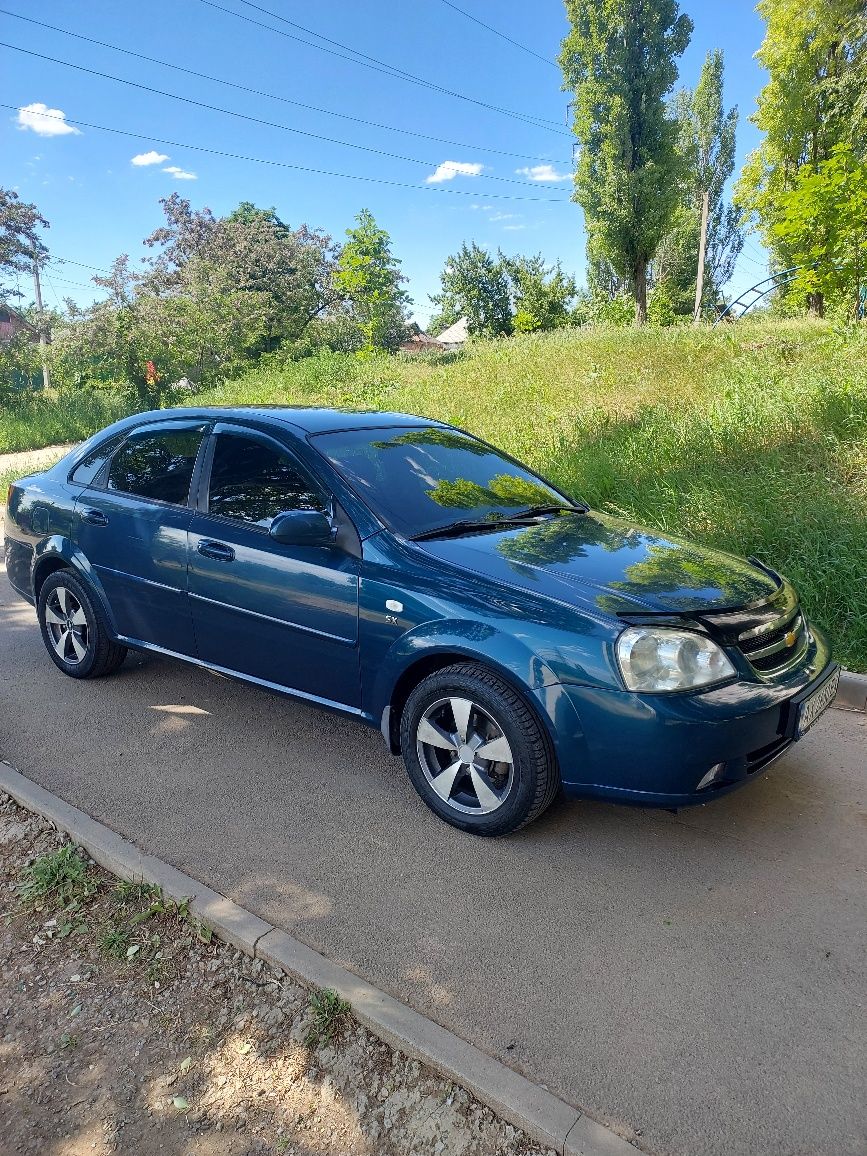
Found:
<box><xmin>498</xmin><ymin>515</ymin><xmax>638</xmax><ymax>567</ymax></box>
<box><xmin>611</xmin><ymin>542</ymin><xmax>759</xmax><ymax>602</ymax></box>
<box><xmin>428</xmin><ymin>474</ymin><xmax>556</xmax><ymax>511</ymax></box>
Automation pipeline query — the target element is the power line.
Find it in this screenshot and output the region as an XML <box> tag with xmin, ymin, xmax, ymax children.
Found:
<box><xmin>43</xmin><ymin>275</ymin><xmax>106</xmax><ymax>292</ymax></box>
<box><xmin>0</xmin><ymin>9</ymin><xmax>566</xmax><ymax>164</ymax></box>
<box><xmin>197</xmin><ymin>0</ymin><xmax>569</xmax><ymax>135</ymax></box>
<box><xmin>49</xmin><ymin>256</ymin><xmax>113</xmax><ymax>274</ymax></box>
<box><xmin>1</xmin><ymin>42</ymin><xmax>562</xmax><ymax>190</ymax></box>
<box><xmin>434</xmin><ymin>0</ymin><xmax>558</xmax><ymax>68</ymax></box>
<box><xmin>0</xmin><ymin>104</ymin><xmax>569</xmax><ymax>203</ymax></box>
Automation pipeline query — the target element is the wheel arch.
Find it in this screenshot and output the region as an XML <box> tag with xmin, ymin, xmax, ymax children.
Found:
<box><xmin>32</xmin><ymin>539</ymin><xmax>118</xmax><ymax>634</ymax></box>
<box><xmin>380</xmin><ymin>648</ymin><xmax>559</xmax><ymax>757</ymax></box>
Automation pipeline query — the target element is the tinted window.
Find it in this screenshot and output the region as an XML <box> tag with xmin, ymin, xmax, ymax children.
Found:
<box><xmin>70</xmin><ymin>434</ymin><xmax>125</xmax><ymax>486</ymax></box>
<box><xmin>207</xmin><ymin>434</ymin><xmax>327</xmax><ymax>528</ymax></box>
<box><xmin>312</xmin><ymin>426</ymin><xmax>566</xmax><ymax>537</ymax></box>
<box><xmin>107</xmin><ymin>428</ymin><xmax>204</xmax><ymax>504</ymax></box>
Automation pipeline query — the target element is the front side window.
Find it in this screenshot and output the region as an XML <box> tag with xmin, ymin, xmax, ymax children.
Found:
<box><xmin>207</xmin><ymin>433</ymin><xmax>328</xmax><ymax>529</ymax></box>
<box><xmin>312</xmin><ymin>426</ymin><xmax>568</xmax><ymax>537</ymax></box>
<box><xmin>107</xmin><ymin>427</ymin><xmax>205</xmax><ymax>505</ymax></box>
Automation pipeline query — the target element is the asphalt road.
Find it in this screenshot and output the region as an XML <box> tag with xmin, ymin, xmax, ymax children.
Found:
<box><xmin>1</xmin><ymin>563</ymin><xmax>865</xmax><ymax>1156</ymax></box>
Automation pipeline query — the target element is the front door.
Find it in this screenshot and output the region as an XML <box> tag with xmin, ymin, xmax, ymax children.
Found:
<box><xmin>73</xmin><ymin>422</ymin><xmax>208</xmax><ymax>654</ymax></box>
<box><xmin>187</xmin><ymin>426</ymin><xmax>361</xmax><ymax>708</ymax></box>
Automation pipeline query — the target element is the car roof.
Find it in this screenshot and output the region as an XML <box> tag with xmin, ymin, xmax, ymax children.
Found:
<box><xmin>125</xmin><ymin>406</ymin><xmax>449</xmax><ymax>436</ymax></box>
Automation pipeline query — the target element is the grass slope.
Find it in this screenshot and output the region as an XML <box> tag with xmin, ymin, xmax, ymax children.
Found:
<box><xmin>2</xmin><ymin>320</ymin><xmax>865</xmax><ymax>669</ymax></box>
<box><xmin>203</xmin><ymin>321</ymin><xmax>867</xmax><ymax>671</ymax></box>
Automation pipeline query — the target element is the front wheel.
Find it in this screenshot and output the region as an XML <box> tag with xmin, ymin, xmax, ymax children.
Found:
<box><xmin>37</xmin><ymin>570</ymin><xmax>127</xmax><ymax>679</ymax></box>
<box><xmin>399</xmin><ymin>663</ymin><xmax>561</xmax><ymax>836</ymax></box>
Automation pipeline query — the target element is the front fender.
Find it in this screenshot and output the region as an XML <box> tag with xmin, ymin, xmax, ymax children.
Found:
<box><xmin>368</xmin><ymin>616</ymin><xmax>559</xmax><ymax>722</ymax></box>
<box><xmin>32</xmin><ymin>536</ymin><xmax>119</xmax><ymax>635</ymax></box>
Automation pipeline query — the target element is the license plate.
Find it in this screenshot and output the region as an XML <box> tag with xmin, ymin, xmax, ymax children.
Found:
<box><xmin>797</xmin><ymin>669</ymin><xmax>840</xmax><ymax>737</ymax></box>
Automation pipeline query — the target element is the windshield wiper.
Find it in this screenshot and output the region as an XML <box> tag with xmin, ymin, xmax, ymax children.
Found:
<box><xmin>410</xmin><ymin>504</ymin><xmax>588</xmax><ymax>542</ymax></box>
<box><xmin>508</xmin><ymin>503</ymin><xmax>588</xmax><ymax>518</ymax></box>
<box><xmin>411</xmin><ymin>515</ymin><xmax>534</xmax><ymax>541</ymax></box>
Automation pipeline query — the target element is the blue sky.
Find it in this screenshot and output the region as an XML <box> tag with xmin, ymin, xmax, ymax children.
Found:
<box><xmin>2</xmin><ymin>0</ymin><xmax>771</xmax><ymax>325</ymax></box>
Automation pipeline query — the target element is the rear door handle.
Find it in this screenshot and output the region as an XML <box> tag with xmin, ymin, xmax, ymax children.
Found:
<box><xmin>81</xmin><ymin>508</ymin><xmax>109</xmax><ymax>527</ymax></box>
<box><xmin>197</xmin><ymin>540</ymin><xmax>235</xmax><ymax>562</ymax></box>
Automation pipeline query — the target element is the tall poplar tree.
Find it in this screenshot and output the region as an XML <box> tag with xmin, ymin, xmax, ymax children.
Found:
<box><xmin>653</xmin><ymin>50</ymin><xmax>742</xmax><ymax>316</ymax></box>
<box><xmin>560</xmin><ymin>0</ymin><xmax>693</xmax><ymax>323</ymax></box>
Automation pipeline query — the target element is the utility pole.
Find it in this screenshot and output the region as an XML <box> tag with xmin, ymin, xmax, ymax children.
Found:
<box><xmin>693</xmin><ymin>189</ymin><xmax>710</xmax><ymax>324</ymax></box>
<box><xmin>32</xmin><ymin>257</ymin><xmax>50</xmax><ymax>390</ymax></box>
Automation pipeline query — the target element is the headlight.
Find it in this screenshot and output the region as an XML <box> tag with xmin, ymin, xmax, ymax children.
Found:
<box><xmin>616</xmin><ymin>627</ymin><xmax>736</xmax><ymax>693</ymax></box>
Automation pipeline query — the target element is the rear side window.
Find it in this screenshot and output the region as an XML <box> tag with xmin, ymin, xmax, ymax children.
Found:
<box><xmin>70</xmin><ymin>434</ymin><xmax>125</xmax><ymax>486</ymax></box>
<box><xmin>107</xmin><ymin>428</ymin><xmax>205</xmax><ymax>505</ymax></box>
<box><xmin>207</xmin><ymin>433</ymin><xmax>327</xmax><ymax>528</ymax></box>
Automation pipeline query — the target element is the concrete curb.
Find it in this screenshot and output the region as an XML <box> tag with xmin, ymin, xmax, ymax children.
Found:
<box><xmin>835</xmin><ymin>669</ymin><xmax>867</xmax><ymax>713</ymax></box>
<box><xmin>0</xmin><ymin>761</ymin><xmax>638</xmax><ymax>1156</ymax></box>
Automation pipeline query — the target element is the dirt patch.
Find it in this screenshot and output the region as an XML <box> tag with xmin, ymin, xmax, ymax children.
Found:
<box><xmin>0</xmin><ymin>794</ymin><xmax>555</xmax><ymax>1156</ymax></box>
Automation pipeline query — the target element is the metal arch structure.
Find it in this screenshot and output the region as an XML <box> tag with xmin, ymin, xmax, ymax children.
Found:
<box><xmin>713</xmin><ymin>265</ymin><xmax>810</xmax><ymax>326</ymax></box>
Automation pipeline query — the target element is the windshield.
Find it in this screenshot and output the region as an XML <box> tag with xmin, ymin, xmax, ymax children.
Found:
<box><xmin>311</xmin><ymin>425</ymin><xmax>571</xmax><ymax>537</ymax></box>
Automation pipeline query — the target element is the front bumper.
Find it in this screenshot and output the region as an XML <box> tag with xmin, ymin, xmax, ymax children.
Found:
<box><xmin>541</xmin><ymin>622</ymin><xmax>836</xmax><ymax>807</ymax></box>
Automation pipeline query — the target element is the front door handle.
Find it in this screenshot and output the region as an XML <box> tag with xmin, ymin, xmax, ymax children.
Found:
<box><xmin>197</xmin><ymin>540</ymin><xmax>235</xmax><ymax>562</ymax></box>
<box><xmin>81</xmin><ymin>508</ymin><xmax>109</xmax><ymax>527</ymax></box>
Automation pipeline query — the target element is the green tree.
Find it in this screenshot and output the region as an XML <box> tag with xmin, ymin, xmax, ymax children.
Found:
<box><xmin>655</xmin><ymin>50</ymin><xmax>742</xmax><ymax>316</ymax></box>
<box><xmin>735</xmin><ymin>0</ymin><xmax>866</xmax><ymax>315</ymax></box>
<box><xmin>333</xmin><ymin>209</ymin><xmax>410</xmax><ymax>354</ymax></box>
<box><xmin>143</xmin><ymin>195</ymin><xmax>338</xmax><ymax>354</ymax></box>
<box><xmin>430</xmin><ymin>242</ymin><xmax>512</xmax><ymax>337</ymax></box>
<box><xmin>770</xmin><ymin>144</ymin><xmax>867</xmax><ymax>316</ymax></box>
<box><xmin>499</xmin><ymin>253</ymin><xmax>577</xmax><ymax>331</ymax></box>
<box><xmin>560</xmin><ymin>0</ymin><xmax>693</xmax><ymax>324</ymax></box>
<box><xmin>0</xmin><ymin>187</ymin><xmax>50</xmax><ymax>295</ymax></box>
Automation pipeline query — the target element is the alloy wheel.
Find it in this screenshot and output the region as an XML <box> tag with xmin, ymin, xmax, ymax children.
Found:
<box><xmin>44</xmin><ymin>585</ymin><xmax>89</xmax><ymax>665</ymax></box>
<box><xmin>416</xmin><ymin>696</ymin><xmax>515</xmax><ymax>815</ymax></box>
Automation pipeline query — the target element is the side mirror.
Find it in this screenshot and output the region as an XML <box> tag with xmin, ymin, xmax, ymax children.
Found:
<box><xmin>269</xmin><ymin>509</ymin><xmax>334</xmax><ymax>547</ymax></box>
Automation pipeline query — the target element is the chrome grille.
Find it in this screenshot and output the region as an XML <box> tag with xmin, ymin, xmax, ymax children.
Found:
<box><xmin>699</xmin><ymin>576</ymin><xmax>809</xmax><ymax>675</ymax></box>
<box><xmin>737</xmin><ymin>608</ymin><xmax>807</xmax><ymax>671</ymax></box>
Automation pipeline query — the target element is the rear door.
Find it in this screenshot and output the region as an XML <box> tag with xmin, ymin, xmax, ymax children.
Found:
<box><xmin>72</xmin><ymin>421</ymin><xmax>208</xmax><ymax>654</ymax></box>
<box><xmin>187</xmin><ymin>425</ymin><xmax>361</xmax><ymax>707</ymax></box>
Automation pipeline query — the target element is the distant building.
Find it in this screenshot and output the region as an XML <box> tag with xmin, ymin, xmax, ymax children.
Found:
<box><xmin>435</xmin><ymin>317</ymin><xmax>468</xmax><ymax>350</ymax></box>
<box><xmin>399</xmin><ymin>323</ymin><xmax>444</xmax><ymax>353</ymax></box>
<box><xmin>0</xmin><ymin>304</ymin><xmax>39</xmax><ymax>344</ymax></box>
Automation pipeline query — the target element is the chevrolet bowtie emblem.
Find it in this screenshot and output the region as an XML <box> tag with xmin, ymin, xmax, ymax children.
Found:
<box><xmin>785</xmin><ymin>630</ymin><xmax>798</xmax><ymax>647</ymax></box>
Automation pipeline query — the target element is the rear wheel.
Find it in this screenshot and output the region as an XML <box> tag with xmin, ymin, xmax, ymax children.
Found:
<box><xmin>37</xmin><ymin>570</ymin><xmax>127</xmax><ymax>679</ymax></box>
<box><xmin>400</xmin><ymin>663</ymin><xmax>560</xmax><ymax>836</ymax></box>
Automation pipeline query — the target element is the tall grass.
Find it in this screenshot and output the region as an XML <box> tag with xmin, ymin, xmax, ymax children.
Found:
<box><xmin>2</xmin><ymin>320</ymin><xmax>865</xmax><ymax>669</ymax></box>
<box><xmin>204</xmin><ymin>321</ymin><xmax>867</xmax><ymax>670</ymax></box>
<box><xmin>0</xmin><ymin>389</ymin><xmax>129</xmax><ymax>455</ymax></box>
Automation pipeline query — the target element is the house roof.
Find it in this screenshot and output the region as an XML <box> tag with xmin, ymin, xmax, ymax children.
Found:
<box><xmin>435</xmin><ymin>317</ymin><xmax>469</xmax><ymax>344</ymax></box>
<box><xmin>0</xmin><ymin>302</ymin><xmax>39</xmax><ymax>334</ymax></box>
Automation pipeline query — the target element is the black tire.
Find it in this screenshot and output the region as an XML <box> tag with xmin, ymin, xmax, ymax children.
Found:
<box><xmin>399</xmin><ymin>662</ymin><xmax>561</xmax><ymax>836</ymax></box>
<box><xmin>37</xmin><ymin>569</ymin><xmax>127</xmax><ymax>679</ymax></box>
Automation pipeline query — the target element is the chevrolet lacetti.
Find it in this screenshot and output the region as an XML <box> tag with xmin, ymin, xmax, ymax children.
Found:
<box><xmin>4</xmin><ymin>408</ymin><xmax>839</xmax><ymax>834</ymax></box>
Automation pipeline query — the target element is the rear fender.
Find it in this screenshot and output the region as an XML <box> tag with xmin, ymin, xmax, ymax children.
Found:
<box><xmin>31</xmin><ymin>536</ymin><xmax>119</xmax><ymax>635</ymax></box>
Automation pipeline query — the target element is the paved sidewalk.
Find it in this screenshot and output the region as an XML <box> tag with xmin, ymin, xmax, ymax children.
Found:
<box><xmin>0</xmin><ymin>441</ymin><xmax>77</xmax><ymax>476</ymax></box>
<box><xmin>1</xmin><ymin>568</ymin><xmax>865</xmax><ymax>1156</ymax></box>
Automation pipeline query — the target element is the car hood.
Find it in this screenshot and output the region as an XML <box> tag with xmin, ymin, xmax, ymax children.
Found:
<box><xmin>416</xmin><ymin>511</ymin><xmax>779</xmax><ymax>617</ymax></box>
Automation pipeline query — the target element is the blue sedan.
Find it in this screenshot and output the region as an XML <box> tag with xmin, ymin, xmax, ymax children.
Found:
<box><xmin>4</xmin><ymin>407</ymin><xmax>839</xmax><ymax>834</ymax></box>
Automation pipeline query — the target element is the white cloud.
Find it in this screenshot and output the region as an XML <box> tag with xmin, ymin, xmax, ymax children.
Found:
<box><xmin>488</xmin><ymin>211</ymin><xmax>517</xmax><ymax>222</ymax></box>
<box><xmin>16</xmin><ymin>103</ymin><xmax>81</xmax><ymax>137</ymax></box>
<box><xmin>515</xmin><ymin>164</ymin><xmax>572</xmax><ymax>182</ymax></box>
<box><xmin>131</xmin><ymin>150</ymin><xmax>170</xmax><ymax>166</ymax></box>
<box><xmin>162</xmin><ymin>165</ymin><xmax>197</xmax><ymax>180</ymax></box>
<box><xmin>426</xmin><ymin>160</ymin><xmax>483</xmax><ymax>184</ymax></box>
<box><xmin>503</xmin><ymin>223</ymin><xmax>527</xmax><ymax>231</ymax></box>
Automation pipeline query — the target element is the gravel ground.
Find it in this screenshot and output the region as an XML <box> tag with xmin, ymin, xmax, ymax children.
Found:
<box><xmin>0</xmin><ymin>794</ymin><xmax>555</xmax><ymax>1156</ymax></box>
